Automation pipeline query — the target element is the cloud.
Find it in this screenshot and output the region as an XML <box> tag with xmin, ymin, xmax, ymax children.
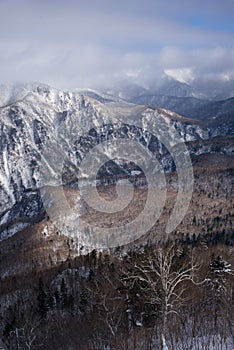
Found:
<box><xmin>0</xmin><ymin>0</ymin><xmax>233</xmax><ymax>89</ymax></box>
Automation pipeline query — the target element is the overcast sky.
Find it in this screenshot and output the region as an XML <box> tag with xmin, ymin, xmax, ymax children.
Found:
<box><xmin>0</xmin><ymin>0</ymin><xmax>234</xmax><ymax>89</ymax></box>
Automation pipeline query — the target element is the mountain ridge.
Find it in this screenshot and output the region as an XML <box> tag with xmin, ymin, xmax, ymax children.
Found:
<box><xmin>0</xmin><ymin>83</ymin><xmax>233</xmax><ymax>242</ymax></box>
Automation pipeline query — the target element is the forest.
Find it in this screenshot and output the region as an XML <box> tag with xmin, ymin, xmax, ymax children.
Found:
<box><xmin>1</xmin><ymin>239</ymin><xmax>234</xmax><ymax>350</ymax></box>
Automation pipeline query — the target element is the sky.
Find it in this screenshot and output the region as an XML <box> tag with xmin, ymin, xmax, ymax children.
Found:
<box><xmin>0</xmin><ymin>0</ymin><xmax>234</xmax><ymax>90</ymax></box>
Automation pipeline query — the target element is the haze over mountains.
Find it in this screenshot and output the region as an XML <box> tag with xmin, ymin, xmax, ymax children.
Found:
<box><xmin>101</xmin><ymin>72</ymin><xmax>234</xmax><ymax>100</ymax></box>
<box><xmin>83</xmin><ymin>74</ymin><xmax>234</xmax><ymax>137</ymax></box>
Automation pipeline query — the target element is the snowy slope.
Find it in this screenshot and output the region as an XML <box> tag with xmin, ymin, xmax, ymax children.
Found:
<box><xmin>0</xmin><ymin>83</ymin><xmax>229</xmax><ymax>240</ymax></box>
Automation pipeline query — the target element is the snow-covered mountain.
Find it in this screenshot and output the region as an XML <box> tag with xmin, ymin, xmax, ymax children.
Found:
<box><xmin>101</xmin><ymin>72</ymin><xmax>234</xmax><ymax>102</ymax></box>
<box><xmin>100</xmin><ymin>75</ymin><xmax>234</xmax><ymax>137</ymax></box>
<box><xmin>0</xmin><ymin>83</ymin><xmax>233</xmax><ymax>241</ymax></box>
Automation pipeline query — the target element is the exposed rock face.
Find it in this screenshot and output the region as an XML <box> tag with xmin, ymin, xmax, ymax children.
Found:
<box><xmin>0</xmin><ymin>83</ymin><xmax>232</xmax><ymax>240</ymax></box>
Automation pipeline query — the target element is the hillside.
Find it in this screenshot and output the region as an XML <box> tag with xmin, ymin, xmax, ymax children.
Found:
<box><xmin>0</xmin><ymin>83</ymin><xmax>233</xmax><ymax>349</ymax></box>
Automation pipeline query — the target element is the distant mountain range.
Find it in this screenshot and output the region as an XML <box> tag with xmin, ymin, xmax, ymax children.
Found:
<box><xmin>100</xmin><ymin>72</ymin><xmax>234</xmax><ymax>100</ymax></box>
<box><xmin>82</xmin><ymin>84</ymin><xmax>234</xmax><ymax>137</ymax></box>
<box><xmin>79</xmin><ymin>72</ymin><xmax>234</xmax><ymax>136</ymax></box>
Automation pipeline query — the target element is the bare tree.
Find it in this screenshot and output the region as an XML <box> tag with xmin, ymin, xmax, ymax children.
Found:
<box><xmin>122</xmin><ymin>243</ymin><xmax>201</xmax><ymax>350</ymax></box>
<box><xmin>8</xmin><ymin>312</ymin><xmax>43</xmax><ymax>350</ymax></box>
<box><xmin>86</xmin><ymin>260</ymin><xmax>127</xmax><ymax>349</ymax></box>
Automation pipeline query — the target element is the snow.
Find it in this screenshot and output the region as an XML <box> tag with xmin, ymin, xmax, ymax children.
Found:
<box><xmin>164</xmin><ymin>68</ymin><xmax>194</xmax><ymax>85</ymax></box>
<box><xmin>0</xmin><ymin>82</ymin><xmax>216</xmax><ymax>241</ymax></box>
<box><xmin>0</xmin><ymin>149</ymin><xmax>15</xmax><ymax>203</ymax></box>
<box><xmin>161</xmin><ymin>334</ymin><xmax>169</xmax><ymax>350</ymax></box>
<box><xmin>175</xmin><ymin>335</ymin><xmax>234</xmax><ymax>350</ymax></box>
<box><xmin>131</xmin><ymin>170</ymin><xmax>141</xmax><ymax>176</ymax></box>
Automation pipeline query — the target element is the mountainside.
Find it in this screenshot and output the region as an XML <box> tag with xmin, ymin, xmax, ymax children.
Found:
<box><xmin>0</xmin><ymin>83</ymin><xmax>233</xmax><ymax>350</ymax></box>
<box><xmin>0</xmin><ymin>83</ymin><xmax>232</xmax><ymax>243</ymax></box>
<box><xmin>101</xmin><ymin>76</ymin><xmax>234</xmax><ymax>137</ymax></box>
<box><xmin>0</xmin><ymin>85</ymin><xmax>205</xmax><ymax>238</ymax></box>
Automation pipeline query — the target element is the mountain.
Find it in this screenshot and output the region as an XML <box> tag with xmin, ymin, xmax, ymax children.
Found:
<box><xmin>101</xmin><ymin>75</ymin><xmax>202</xmax><ymax>102</ymax></box>
<box><xmin>101</xmin><ymin>76</ymin><xmax>234</xmax><ymax>137</ymax></box>
<box><xmin>0</xmin><ymin>83</ymin><xmax>233</xmax><ymax>243</ymax></box>
<box><xmin>101</xmin><ymin>72</ymin><xmax>234</xmax><ymax>102</ymax></box>
<box><xmin>0</xmin><ymin>83</ymin><xmax>233</xmax><ymax>350</ymax></box>
<box><xmin>129</xmin><ymin>96</ymin><xmax>234</xmax><ymax>137</ymax></box>
<box><xmin>180</xmin><ymin>97</ymin><xmax>234</xmax><ymax>136</ymax></box>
